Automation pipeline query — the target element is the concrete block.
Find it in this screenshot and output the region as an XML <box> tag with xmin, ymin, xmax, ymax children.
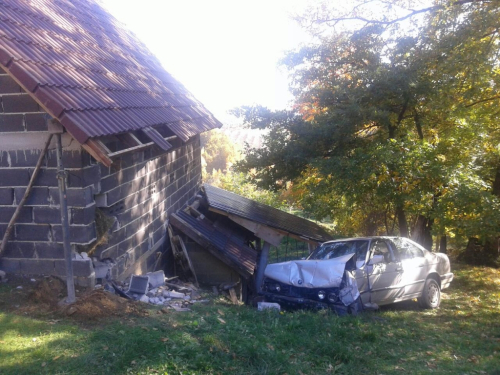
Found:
<box><xmin>15</xmin><ymin>224</ymin><xmax>51</xmax><ymax>241</ymax></box>
<box><xmin>128</xmin><ymin>275</ymin><xmax>149</xmax><ymax>294</ymax></box>
<box><xmin>2</xmin><ymin>94</ymin><xmax>40</xmax><ymax>113</ymax></box>
<box><xmin>147</xmin><ymin>270</ymin><xmax>165</xmax><ymax>288</ymax></box>
<box><xmin>0</xmin><ymin>74</ymin><xmax>22</xmax><ymax>93</ymax></box>
<box><xmin>14</xmin><ymin>187</ymin><xmax>49</xmax><ymax>205</ymax></box>
<box><xmin>33</xmin><ymin>206</ymin><xmax>61</xmax><ymax>224</ymax></box>
<box><xmin>35</xmin><ymin>242</ymin><xmax>64</xmax><ymax>258</ymax></box>
<box><xmin>70</xmin><ymin>204</ymin><xmax>96</xmax><ymax>225</ymax></box>
<box><xmin>0</xmin><ymin>206</ymin><xmax>32</xmax><ymax>223</ymax></box>
<box><xmin>25</xmin><ymin>113</ymin><xmax>47</xmax><ymax>132</ymax></box>
<box><xmin>0</xmin><ymin>258</ymin><xmax>20</xmax><ymax>273</ymax></box>
<box><xmin>0</xmin><ymin>188</ymin><xmax>14</xmax><ymax>205</ymax></box>
<box><xmin>0</xmin><ymin>169</ymin><xmax>30</xmax><ymax>187</ymax></box>
<box><xmin>20</xmin><ymin>259</ymin><xmax>55</xmax><ymax>275</ymax></box>
<box><xmin>0</xmin><ymin>114</ymin><xmax>24</xmax><ymax>132</ymax></box>
<box><xmin>2</xmin><ymin>241</ymin><xmax>35</xmax><ymax>258</ymax></box>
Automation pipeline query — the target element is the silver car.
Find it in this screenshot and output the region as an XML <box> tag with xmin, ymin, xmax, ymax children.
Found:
<box><xmin>261</xmin><ymin>237</ymin><xmax>453</xmax><ymax>313</ymax></box>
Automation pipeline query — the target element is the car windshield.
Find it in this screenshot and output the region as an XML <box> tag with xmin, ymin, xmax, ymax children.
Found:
<box><xmin>308</xmin><ymin>240</ymin><xmax>369</xmax><ymax>261</ymax></box>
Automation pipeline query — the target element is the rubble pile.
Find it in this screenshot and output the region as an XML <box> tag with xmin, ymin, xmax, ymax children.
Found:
<box><xmin>105</xmin><ymin>271</ymin><xmax>207</xmax><ymax>312</ymax></box>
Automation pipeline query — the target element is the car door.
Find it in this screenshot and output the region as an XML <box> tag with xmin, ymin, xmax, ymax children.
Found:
<box><xmin>366</xmin><ymin>239</ymin><xmax>405</xmax><ymax>304</ymax></box>
<box><xmin>393</xmin><ymin>238</ymin><xmax>427</xmax><ymax>298</ymax></box>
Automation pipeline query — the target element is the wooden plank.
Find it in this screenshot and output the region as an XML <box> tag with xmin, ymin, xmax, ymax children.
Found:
<box><xmin>108</xmin><ymin>135</ymin><xmax>177</xmax><ymax>159</ymax></box>
<box><xmin>177</xmin><ymin>236</ymin><xmax>199</xmax><ymax>288</ymax></box>
<box><xmin>227</xmin><ymin>214</ymin><xmax>283</xmax><ymax>247</ymax></box>
<box><xmin>228</xmin><ymin>287</ymin><xmax>238</xmax><ymax>304</ymax></box>
<box><xmin>82</xmin><ymin>139</ymin><xmax>112</xmax><ymax>167</ymax></box>
<box><xmin>170</xmin><ymin>214</ymin><xmax>253</xmax><ymax>280</ymax></box>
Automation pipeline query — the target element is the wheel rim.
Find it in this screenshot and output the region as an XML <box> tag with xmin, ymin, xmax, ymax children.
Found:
<box><xmin>427</xmin><ymin>283</ymin><xmax>439</xmax><ymax>306</ymax></box>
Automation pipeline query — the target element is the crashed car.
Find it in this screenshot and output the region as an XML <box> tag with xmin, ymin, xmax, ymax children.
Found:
<box><xmin>261</xmin><ymin>237</ymin><xmax>453</xmax><ymax>314</ymax></box>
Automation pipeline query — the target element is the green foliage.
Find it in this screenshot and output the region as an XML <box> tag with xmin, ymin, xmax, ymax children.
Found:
<box><xmin>201</xmin><ymin>129</ymin><xmax>239</xmax><ymax>174</ymax></box>
<box><xmin>235</xmin><ymin>0</ymin><xmax>500</xmax><ymax>249</ymax></box>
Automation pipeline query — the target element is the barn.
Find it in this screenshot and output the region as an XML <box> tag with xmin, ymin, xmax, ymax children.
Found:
<box><xmin>0</xmin><ymin>0</ymin><xmax>221</xmax><ymax>288</ymax></box>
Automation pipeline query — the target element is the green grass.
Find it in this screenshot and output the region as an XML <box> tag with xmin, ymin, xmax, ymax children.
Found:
<box><xmin>1</xmin><ymin>263</ymin><xmax>499</xmax><ymax>374</ymax></box>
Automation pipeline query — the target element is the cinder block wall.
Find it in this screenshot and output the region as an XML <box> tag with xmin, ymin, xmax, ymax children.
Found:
<box><xmin>0</xmin><ymin>72</ymin><xmax>203</xmax><ymax>283</ymax></box>
<box><xmin>92</xmin><ymin>135</ymin><xmax>202</xmax><ymax>281</ymax></box>
<box><xmin>0</xmin><ymin>73</ymin><xmax>98</xmax><ymax>281</ymax></box>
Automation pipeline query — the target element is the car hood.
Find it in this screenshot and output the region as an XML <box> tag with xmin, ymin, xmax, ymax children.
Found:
<box><xmin>264</xmin><ymin>253</ymin><xmax>355</xmax><ymax>289</ymax></box>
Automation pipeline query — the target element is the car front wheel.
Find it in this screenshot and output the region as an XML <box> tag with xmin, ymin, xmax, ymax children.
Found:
<box><xmin>418</xmin><ymin>278</ymin><xmax>441</xmax><ymax>309</ymax></box>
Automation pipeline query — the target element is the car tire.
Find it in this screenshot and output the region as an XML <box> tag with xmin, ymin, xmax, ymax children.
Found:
<box><xmin>418</xmin><ymin>278</ymin><xmax>441</xmax><ymax>309</ymax></box>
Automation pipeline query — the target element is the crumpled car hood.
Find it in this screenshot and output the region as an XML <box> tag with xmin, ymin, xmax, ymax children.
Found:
<box><xmin>264</xmin><ymin>253</ymin><xmax>355</xmax><ymax>289</ymax></box>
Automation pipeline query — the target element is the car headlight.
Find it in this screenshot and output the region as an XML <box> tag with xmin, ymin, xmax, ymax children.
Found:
<box><xmin>266</xmin><ymin>283</ymin><xmax>281</xmax><ymax>292</ymax></box>
<box><xmin>327</xmin><ymin>293</ymin><xmax>338</xmax><ymax>303</ymax></box>
<box><xmin>318</xmin><ymin>290</ymin><xmax>326</xmax><ymax>300</ymax></box>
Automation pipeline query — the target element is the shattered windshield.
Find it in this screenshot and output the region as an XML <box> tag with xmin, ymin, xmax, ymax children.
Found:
<box><xmin>308</xmin><ymin>240</ymin><xmax>369</xmax><ymax>262</ymax></box>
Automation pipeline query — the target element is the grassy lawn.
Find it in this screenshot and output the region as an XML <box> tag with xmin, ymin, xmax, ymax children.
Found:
<box><xmin>0</xmin><ymin>263</ymin><xmax>499</xmax><ymax>375</ymax></box>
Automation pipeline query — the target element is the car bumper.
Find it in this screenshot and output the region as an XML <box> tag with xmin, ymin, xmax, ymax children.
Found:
<box><xmin>440</xmin><ymin>272</ymin><xmax>454</xmax><ymax>290</ymax></box>
<box><xmin>260</xmin><ymin>292</ymin><xmax>350</xmax><ymax>314</ymax></box>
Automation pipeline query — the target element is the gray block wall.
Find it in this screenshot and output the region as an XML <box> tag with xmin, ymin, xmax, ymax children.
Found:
<box><xmin>0</xmin><ymin>72</ymin><xmax>202</xmax><ymax>283</ymax></box>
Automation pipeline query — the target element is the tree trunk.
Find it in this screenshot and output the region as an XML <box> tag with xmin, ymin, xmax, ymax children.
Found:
<box><xmin>411</xmin><ymin>215</ymin><xmax>433</xmax><ymax>250</ymax></box>
<box><xmin>439</xmin><ymin>235</ymin><xmax>447</xmax><ymax>254</ymax></box>
<box><xmin>396</xmin><ymin>206</ymin><xmax>409</xmax><ymax>237</ymax></box>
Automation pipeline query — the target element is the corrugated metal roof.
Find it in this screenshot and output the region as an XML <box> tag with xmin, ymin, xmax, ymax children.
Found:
<box><xmin>203</xmin><ymin>184</ymin><xmax>333</xmax><ymax>243</ymax></box>
<box><xmin>0</xmin><ymin>0</ymin><xmax>221</xmax><ymax>144</ymax></box>
<box><xmin>170</xmin><ymin>211</ymin><xmax>257</xmax><ymax>279</ymax></box>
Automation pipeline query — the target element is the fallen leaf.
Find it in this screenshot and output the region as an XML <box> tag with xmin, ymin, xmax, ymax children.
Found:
<box><xmin>141</xmin><ymin>326</ymin><xmax>149</xmax><ymax>331</ymax></box>
<box><xmin>52</xmin><ymin>356</ymin><xmax>61</xmax><ymax>361</ymax></box>
<box><xmin>103</xmin><ymin>346</ymin><xmax>108</xmax><ymax>351</ymax></box>
<box><xmin>387</xmin><ymin>333</ymin><xmax>394</xmax><ymax>337</ymax></box>
<box><xmin>267</xmin><ymin>343</ymin><xmax>274</xmax><ymax>351</ymax></box>
<box><xmin>41</xmin><ymin>362</ymin><xmax>46</xmax><ymax>367</ymax></box>
<box><xmin>131</xmin><ymin>360</ymin><xmax>136</xmax><ymax>365</ymax></box>
<box><xmin>160</xmin><ymin>338</ymin><xmax>169</xmax><ymax>342</ymax></box>
<box><xmin>218</xmin><ymin>309</ymin><xmax>225</xmax><ymax>316</ymax></box>
<box><xmin>118</xmin><ymin>330</ymin><xmax>125</xmax><ymax>335</ymax></box>
<box><xmin>152</xmin><ymin>328</ymin><xmax>158</xmax><ymax>331</ymax></box>
<box><xmin>426</xmin><ymin>351</ymin><xmax>433</xmax><ymax>356</ymax></box>
<box><xmin>218</xmin><ymin>317</ymin><xmax>226</xmax><ymax>324</ymax></box>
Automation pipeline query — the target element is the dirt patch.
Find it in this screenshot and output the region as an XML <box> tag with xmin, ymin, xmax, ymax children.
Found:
<box><xmin>29</xmin><ymin>276</ymin><xmax>66</xmax><ymax>307</ymax></box>
<box><xmin>62</xmin><ymin>289</ymin><xmax>145</xmax><ymax>320</ymax></box>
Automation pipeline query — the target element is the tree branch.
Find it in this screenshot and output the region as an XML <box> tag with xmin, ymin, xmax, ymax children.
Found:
<box><xmin>314</xmin><ymin>0</ymin><xmax>485</xmax><ymax>27</ymax></box>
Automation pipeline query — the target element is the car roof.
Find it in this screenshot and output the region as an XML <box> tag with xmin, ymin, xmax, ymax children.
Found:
<box><xmin>321</xmin><ymin>236</ymin><xmax>400</xmax><ymax>244</ymax></box>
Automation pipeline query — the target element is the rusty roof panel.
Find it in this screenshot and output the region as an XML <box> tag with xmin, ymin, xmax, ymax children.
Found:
<box><xmin>203</xmin><ymin>184</ymin><xmax>333</xmax><ymax>243</ymax></box>
<box><xmin>0</xmin><ymin>0</ymin><xmax>221</xmax><ymax>144</ymax></box>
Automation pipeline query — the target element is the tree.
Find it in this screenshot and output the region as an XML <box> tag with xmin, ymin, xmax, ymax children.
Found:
<box><xmin>235</xmin><ymin>0</ymin><xmax>500</xmax><ymax>260</ymax></box>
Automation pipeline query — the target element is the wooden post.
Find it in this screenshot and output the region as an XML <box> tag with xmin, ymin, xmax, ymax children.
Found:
<box><xmin>254</xmin><ymin>241</ymin><xmax>270</xmax><ymax>293</ymax></box>
<box><xmin>0</xmin><ymin>134</ymin><xmax>53</xmax><ymax>257</ymax></box>
<box><xmin>54</xmin><ymin>130</ymin><xmax>76</xmax><ymax>304</ymax></box>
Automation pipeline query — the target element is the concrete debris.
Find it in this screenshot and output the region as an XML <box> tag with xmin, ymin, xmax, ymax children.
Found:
<box><xmin>106</xmin><ymin>274</ymin><xmax>203</xmax><ymax>312</ymax></box>
<box><xmin>147</xmin><ymin>270</ymin><xmax>166</xmax><ymax>289</ymax></box>
<box><xmin>127</xmin><ymin>275</ymin><xmax>149</xmax><ymax>295</ymax></box>
<box><xmin>258</xmin><ymin>302</ymin><xmax>281</xmax><ymax>312</ymax></box>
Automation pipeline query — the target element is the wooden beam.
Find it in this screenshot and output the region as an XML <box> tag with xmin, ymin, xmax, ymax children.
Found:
<box><xmin>82</xmin><ymin>139</ymin><xmax>112</xmax><ymax>167</ymax></box>
<box><xmin>227</xmin><ymin>214</ymin><xmax>283</xmax><ymax>247</ymax></box>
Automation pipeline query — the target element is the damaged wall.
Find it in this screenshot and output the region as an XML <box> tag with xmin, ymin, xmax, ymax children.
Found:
<box><xmin>0</xmin><ymin>72</ymin><xmax>203</xmax><ymax>284</ymax></box>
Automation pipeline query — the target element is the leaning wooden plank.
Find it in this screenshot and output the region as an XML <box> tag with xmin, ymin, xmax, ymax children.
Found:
<box><xmin>177</xmin><ymin>236</ymin><xmax>199</xmax><ymax>288</ymax></box>
<box><xmin>228</xmin><ymin>287</ymin><xmax>238</xmax><ymax>304</ymax></box>
<box><xmin>0</xmin><ymin>134</ymin><xmax>53</xmax><ymax>257</ymax></box>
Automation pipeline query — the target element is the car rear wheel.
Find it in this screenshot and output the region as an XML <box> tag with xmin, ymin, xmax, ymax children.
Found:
<box><xmin>418</xmin><ymin>278</ymin><xmax>441</xmax><ymax>309</ymax></box>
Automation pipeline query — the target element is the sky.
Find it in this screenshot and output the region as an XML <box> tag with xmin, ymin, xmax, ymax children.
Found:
<box><xmin>101</xmin><ymin>0</ymin><xmax>313</xmax><ymax>124</ymax></box>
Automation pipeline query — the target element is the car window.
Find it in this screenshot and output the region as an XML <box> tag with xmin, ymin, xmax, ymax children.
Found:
<box><xmin>308</xmin><ymin>240</ymin><xmax>369</xmax><ymax>262</ymax></box>
<box><xmin>392</xmin><ymin>238</ymin><xmax>424</xmax><ymax>259</ymax></box>
<box><xmin>369</xmin><ymin>240</ymin><xmax>397</xmax><ymax>263</ymax></box>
